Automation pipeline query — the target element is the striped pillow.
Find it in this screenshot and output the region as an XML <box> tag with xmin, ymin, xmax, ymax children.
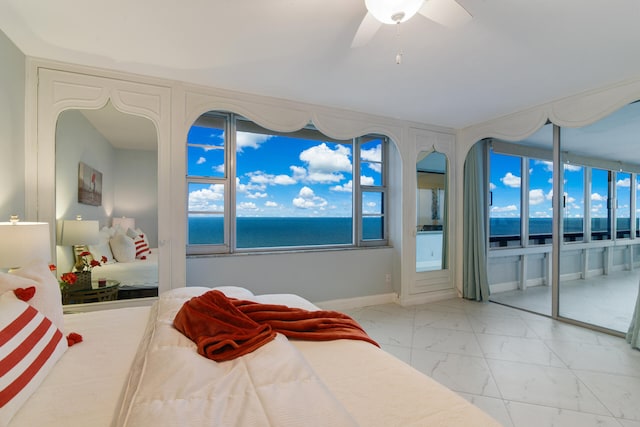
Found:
<box><xmin>0</xmin><ymin>291</ymin><xmax>67</xmax><ymax>426</ymax></box>
<box><xmin>133</xmin><ymin>233</ymin><xmax>151</xmax><ymax>259</ymax></box>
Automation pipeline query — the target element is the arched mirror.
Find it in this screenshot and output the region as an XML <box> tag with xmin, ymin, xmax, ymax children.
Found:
<box><xmin>416</xmin><ymin>150</ymin><xmax>448</xmax><ymax>272</ymax></box>
<box><xmin>55</xmin><ymin>102</ymin><xmax>159</xmax><ymax>304</ymax></box>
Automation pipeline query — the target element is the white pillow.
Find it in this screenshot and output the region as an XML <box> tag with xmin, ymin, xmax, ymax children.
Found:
<box><xmin>88</xmin><ymin>240</ymin><xmax>115</xmax><ymax>265</ymax></box>
<box><xmin>0</xmin><ymin>291</ymin><xmax>68</xmax><ymax>426</ymax></box>
<box><xmin>0</xmin><ymin>260</ymin><xmax>64</xmax><ymax>330</ymax></box>
<box><xmin>109</xmin><ymin>233</ymin><xmax>136</xmax><ymax>263</ymax></box>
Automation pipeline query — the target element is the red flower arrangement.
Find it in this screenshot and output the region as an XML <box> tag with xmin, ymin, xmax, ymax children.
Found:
<box><xmin>74</xmin><ymin>251</ymin><xmax>107</xmax><ymax>272</ymax></box>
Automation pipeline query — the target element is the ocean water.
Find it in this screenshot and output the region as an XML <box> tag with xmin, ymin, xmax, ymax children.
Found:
<box><xmin>188</xmin><ymin>216</ymin><xmax>384</xmax><ymax>248</ymax></box>
<box><xmin>490</xmin><ymin>217</ymin><xmax>630</xmax><ymax>236</ymax></box>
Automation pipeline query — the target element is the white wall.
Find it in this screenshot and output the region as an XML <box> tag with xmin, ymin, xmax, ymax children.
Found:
<box><xmin>0</xmin><ymin>30</ymin><xmax>24</xmax><ymax>220</ymax></box>
<box><xmin>112</xmin><ymin>149</ymin><xmax>158</xmax><ymax>247</ymax></box>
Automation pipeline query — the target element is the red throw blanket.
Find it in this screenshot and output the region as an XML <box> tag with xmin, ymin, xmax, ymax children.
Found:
<box><xmin>174</xmin><ymin>290</ymin><xmax>379</xmax><ymax>362</ymax></box>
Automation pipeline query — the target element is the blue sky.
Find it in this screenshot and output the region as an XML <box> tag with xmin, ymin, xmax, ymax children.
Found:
<box><xmin>489</xmin><ymin>151</ymin><xmax>634</xmax><ymax>221</ymax></box>
<box><xmin>187</xmin><ymin>125</ymin><xmax>382</xmax><ymax>217</ymax></box>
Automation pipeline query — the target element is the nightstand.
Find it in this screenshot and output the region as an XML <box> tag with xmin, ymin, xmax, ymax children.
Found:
<box><xmin>62</xmin><ymin>279</ymin><xmax>120</xmax><ymax>304</ymax></box>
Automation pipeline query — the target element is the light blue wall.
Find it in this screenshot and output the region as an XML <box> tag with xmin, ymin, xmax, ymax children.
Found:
<box><xmin>0</xmin><ymin>30</ymin><xmax>25</xmax><ymax>220</ymax></box>
<box><xmin>112</xmin><ymin>149</ymin><xmax>158</xmax><ymax>247</ymax></box>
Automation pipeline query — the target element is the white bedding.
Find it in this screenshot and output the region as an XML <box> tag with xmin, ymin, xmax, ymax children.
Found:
<box><xmin>8</xmin><ymin>306</ymin><xmax>151</xmax><ymax>427</ymax></box>
<box><xmin>9</xmin><ymin>287</ymin><xmax>501</xmax><ymax>427</ymax></box>
<box><xmin>95</xmin><ymin>251</ymin><xmax>158</xmax><ymax>288</ymax></box>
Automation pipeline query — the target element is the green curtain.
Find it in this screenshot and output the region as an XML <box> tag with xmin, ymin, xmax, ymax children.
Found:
<box><xmin>627</xmin><ymin>284</ymin><xmax>640</xmax><ymax>350</ymax></box>
<box><xmin>462</xmin><ymin>142</ymin><xmax>490</xmax><ymax>301</ymax></box>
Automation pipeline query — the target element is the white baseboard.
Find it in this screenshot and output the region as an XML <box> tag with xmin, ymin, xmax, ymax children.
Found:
<box><xmin>397</xmin><ymin>289</ymin><xmax>458</xmax><ymax>306</ymax></box>
<box><xmin>315</xmin><ymin>292</ymin><xmax>398</xmax><ymax>311</ymax></box>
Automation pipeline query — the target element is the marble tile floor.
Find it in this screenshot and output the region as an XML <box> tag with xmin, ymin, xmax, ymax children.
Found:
<box><xmin>489</xmin><ymin>270</ymin><xmax>640</xmax><ymax>333</ymax></box>
<box><xmin>342</xmin><ymin>298</ymin><xmax>640</xmax><ymax>427</ymax></box>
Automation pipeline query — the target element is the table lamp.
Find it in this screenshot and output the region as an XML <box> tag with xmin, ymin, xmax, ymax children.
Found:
<box><xmin>59</xmin><ymin>215</ymin><xmax>99</xmax><ymax>246</ymax></box>
<box><xmin>112</xmin><ymin>216</ymin><xmax>135</xmax><ymax>231</ymax></box>
<box><xmin>0</xmin><ymin>216</ymin><xmax>51</xmax><ymax>271</ymax></box>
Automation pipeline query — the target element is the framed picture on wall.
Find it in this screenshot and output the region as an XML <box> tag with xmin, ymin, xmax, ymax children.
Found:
<box><xmin>78</xmin><ymin>162</ymin><xmax>102</xmax><ymax>206</ymax></box>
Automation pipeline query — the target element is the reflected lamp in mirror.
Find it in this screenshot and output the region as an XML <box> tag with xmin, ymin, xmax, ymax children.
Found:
<box><xmin>59</xmin><ymin>216</ymin><xmax>99</xmax><ymax>246</ymax></box>
<box><xmin>0</xmin><ymin>216</ymin><xmax>51</xmax><ymax>271</ymax></box>
<box><xmin>112</xmin><ymin>216</ymin><xmax>135</xmax><ymax>231</ymax></box>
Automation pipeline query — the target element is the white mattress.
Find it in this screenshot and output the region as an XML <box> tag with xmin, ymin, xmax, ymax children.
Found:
<box><xmin>96</xmin><ymin>251</ymin><xmax>158</xmax><ymax>288</ymax></box>
<box><xmin>9</xmin><ymin>288</ymin><xmax>500</xmax><ymax>426</ymax></box>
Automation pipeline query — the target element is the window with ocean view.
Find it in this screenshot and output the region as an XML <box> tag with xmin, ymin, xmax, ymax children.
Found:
<box><xmin>563</xmin><ymin>163</ymin><xmax>584</xmax><ymax>242</ymax></box>
<box><xmin>186</xmin><ymin>112</ymin><xmax>388</xmax><ymax>253</ymax></box>
<box><xmin>591</xmin><ymin>168</ymin><xmax>611</xmax><ymax>240</ymax></box>
<box><xmin>616</xmin><ymin>171</ymin><xmax>631</xmax><ymax>238</ymax></box>
<box><xmin>528</xmin><ymin>158</ymin><xmax>553</xmax><ymax>245</ymax></box>
<box><xmin>489</xmin><ymin>150</ymin><xmax>522</xmax><ymax>247</ymax></box>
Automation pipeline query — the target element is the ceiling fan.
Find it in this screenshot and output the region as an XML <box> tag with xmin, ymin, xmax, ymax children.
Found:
<box><xmin>351</xmin><ymin>0</ymin><xmax>472</xmax><ymax>48</ymax></box>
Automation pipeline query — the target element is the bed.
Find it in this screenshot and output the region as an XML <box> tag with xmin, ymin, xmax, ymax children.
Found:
<box><xmin>2</xmin><ymin>262</ymin><xmax>500</xmax><ymax>427</ymax></box>
<box><xmin>77</xmin><ymin>225</ymin><xmax>159</xmax><ymax>299</ymax></box>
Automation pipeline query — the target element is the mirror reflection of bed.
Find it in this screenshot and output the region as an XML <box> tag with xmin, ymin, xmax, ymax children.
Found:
<box><xmin>55</xmin><ymin>102</ymin><xmax>159</xmax><ymax>304</ymax></box>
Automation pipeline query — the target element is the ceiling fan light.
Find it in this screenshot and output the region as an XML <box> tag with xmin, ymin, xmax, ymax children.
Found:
<box><xmin>365</xmin><ymin>0</ymin><xmax>425</xmax><ymax>24</ymax></box>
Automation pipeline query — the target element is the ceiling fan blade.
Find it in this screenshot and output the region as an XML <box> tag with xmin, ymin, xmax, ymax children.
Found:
<box><xmin>351</xmin><ymin>12</ymin><xmax>382</xmax><ymax>48</ymax></box>
<box><xmin>418</xmin><ymin>0</ymin><xmax>472</xmax><ymax>28</ymax></box>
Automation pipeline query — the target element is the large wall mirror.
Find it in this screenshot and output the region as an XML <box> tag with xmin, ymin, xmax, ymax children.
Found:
<box><xmin>30</xmin><ymin>67</ymin><xmax>176</xmax><ymax>308</ymax></box>
<box><xmin>416</xmin><ymin>151</ymin><xmax>448</xmax><ymax>272</ymax></box>
<box><xmin>55</xmin><ymin>102</ymin><xmax>159</xmax><ymax>303</ymax></box>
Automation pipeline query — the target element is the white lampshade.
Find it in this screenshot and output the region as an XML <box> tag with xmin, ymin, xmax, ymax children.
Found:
<box><xmin>112</xmin><ymin>216</ymin><xmax>135</xmax><ymax>231</ymax></box>
<box><xmin>365</xmin><ymin>0</ymin><xmax>424</xmax><ymax>24</ymax></box>
<box><xmin>0</xmin><ymin>221</ymin><xmax>51</xmax><ymax>269</ymax></box>
<box><xmin>60</xmin><ymin>219</ymin><xmax>99</xmax><ymax>246</ymax></box>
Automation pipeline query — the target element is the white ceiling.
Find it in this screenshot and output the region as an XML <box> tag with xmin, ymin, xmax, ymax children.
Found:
<box><xmin>2</xmin><ymin>0</ymin><xmax>640</xmax><ymax>131</ymax></box>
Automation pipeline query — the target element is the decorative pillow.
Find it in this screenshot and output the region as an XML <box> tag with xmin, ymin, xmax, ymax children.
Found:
<box><xmin>109</xmin><ymin>233</ymin><xmax>136</xmax><ymax>263</ymax></box>
<box><xmin>127</xmin><ymin>228</ymin><xmax>151</xmax><ymax>259</ymax></box>
<box><xmin>0</xmin><ymin>260</ymin><xmax>64</xmax><ymax>330</ymax></box>
<box><xmin>0</xmin><ymin>291</ymin><xmax>68</xmax><ymax>426</ymax></box>
<box><xmin>135</xmin><ymin>228</ymin><xmax>152</xmax><ymax>254</ymax></box>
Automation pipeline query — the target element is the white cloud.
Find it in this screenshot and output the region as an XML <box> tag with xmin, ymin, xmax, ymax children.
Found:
<box><xmin>299</xmin><ymin>143</ymin><xmax>351</xmax><ymax>183</ymax></box>
<box><xmin>290</xmin><ymin>165</ymin><xmax>307</xmax><ymax>181</ymax></box>
<box><xmin>617</xmin><ymin>177</ymin><xmax>631</xmax><ymax>187</ymax></box>
<box><xmin>366</xmin><ymin>201</ymin><xmax>377</xmax><ymax>208</ymax></box>
<box><xmin>246</xmin><ymin>192</ymin><xmax>268</xmax><ymax>199</ymax></box>
<box><xmin>591</xmin><ymin>192</ymin><xmax>607</xmax><ymax>201</ymax></box>
<box><xmin>196</xmin><ymin>157</ymin><xmax>206</xmax><ymax>165</ymax></box>
<box><xmin>247</xmin><ymin>171</ymin><xmax>296</xmax><ymax>187</ymax></box>
<box><xmin>532</xmin><ymin>211</ymin><xmax>551</xmax><ymax>218</ymax></box>
<box><xmin>188</xmin><ymin>184</ymin><xmax>224</xmax><ymax>211</ymax></box>
<box><xmin>361</xmin><ymin>144</ymin><xmax>381</xmax><ymax>162</ymax></box>
<box><xmin>238</xmin><ymin>201</ymin><xmax>258</xmax><ymax>210</ymax></box>
<box><xmin>237</xmin><ymin>177</ymin><xmax>266</xmax><ymax>193</ymax></box>
<box><xmin>264</xmin><ymin>201</ymin><xmax>278</xmax><ymax>207</ymax></box>
<box><xmin>361</xmin><ymin>144</ymin><xmax>382</xmax><ymax>172</ymax></box>
<box><xmin>501</xmin><ymin>172</ymin><xmax>521</xmax><ymax>188</ymax></box>
<box><xmin>564</xmin><ymin>164</ymin><xmax>582</xmax><ymax>172</ymax></box>
<box><xmin>331</xmin><ymin>180</ymin><xmax>353</xmax><ymax>192</ymax></box>
<box><xmin>292</xmin><ymin>186</ymin><xmax>328</xmax><ymax>209</ymax></box>
<box><xmin>360</xmin><ymin>175</ymin><xmax>374</xmax><ymax>185</ymax></box>
<box><xmin>529</xmin><ymin>189</ymin><xmax>545</xmax><ymax>205</ymax></box>
<box><xmin>236</xmin><ymin>132</ymin><xmax>271</xmax><ymax>152</ymax></box>
<box><xmin>489</xmin><ymin>182</ymin><xmax>496</xmax><ymax>191</ymax></box>
<box><xmin>306</xmin><ymin>171</ymin><xmax>344</xmax><ymax>183</ymax></box>
<box><xmin>215</xmin><ymin>164</ymin><xmax>225</xmax><ymax>174</ymax></box>
<box><xmin>273</xmin><ymin>175</ymin><xmax>297</xmax><ymax>185</ymax></box>
<box><xmin>491</xmin><ymin>205</ymin><xmax>518</xmax><ymax>213</ymax></box>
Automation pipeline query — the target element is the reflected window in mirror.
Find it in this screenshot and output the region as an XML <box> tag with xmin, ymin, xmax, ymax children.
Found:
<box><xmin>416</xmin><ymin>151</ymin><xmax>447</xmax><ymax>272</ymax></box>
